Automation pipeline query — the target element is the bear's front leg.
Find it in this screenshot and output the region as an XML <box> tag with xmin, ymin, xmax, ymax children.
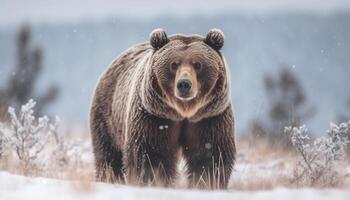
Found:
<box><xmin>183</xmin><ymin>107</ymin><xmax>236</xmax><ymax>189</ymax></box>
<box><xmin>123</xmin><ymin>110</ymin><xmax>180</xmax><ymax>187</ymax></box>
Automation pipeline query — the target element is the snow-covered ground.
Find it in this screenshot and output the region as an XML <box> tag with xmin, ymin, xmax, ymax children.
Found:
<box><xmin>1</xmin><ymin>171</ymin><xmax>350</xmax><ymax>200</ymax></box>
<box><xmin>1</xmin><ymin>105</ymin><xmax>349</xmax><ymax>199</ymax></box>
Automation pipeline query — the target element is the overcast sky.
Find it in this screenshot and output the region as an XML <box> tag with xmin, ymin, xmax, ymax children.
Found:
<box><xmin>1</xmin><ymin>0</ymin><xmax>350</xmax><ymax>26</ymax></box>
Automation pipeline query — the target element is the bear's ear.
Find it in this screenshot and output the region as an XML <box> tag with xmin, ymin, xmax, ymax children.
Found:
<box><xmin>205</xmin><ymin>28</ymin><xmax>225</xmax><ymax>51</ymax></box>
<box><xmin>149</xmin><ymin>28</ymin><xmax>169</xmax><ymax>50</ymax></box>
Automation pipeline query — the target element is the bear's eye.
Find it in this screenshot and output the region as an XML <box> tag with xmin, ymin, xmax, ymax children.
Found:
<box><xmin>170</xmin><ymin>62</ymin><xmax>179</xmax><ymax>71</ymax></box>
<box><xmin>193</xmin><ymin>62</ymin><xmax>202</xmax><ymax>72</ymax></box>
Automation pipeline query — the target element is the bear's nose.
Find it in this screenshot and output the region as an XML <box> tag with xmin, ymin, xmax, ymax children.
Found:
<box><xmin>177</xmin><ymin>79</ymin><xmax>192</xmax><ymax>96</ymax></box>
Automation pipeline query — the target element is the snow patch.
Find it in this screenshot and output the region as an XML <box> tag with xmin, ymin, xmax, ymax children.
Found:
<box><xmin>1</xmin><ymin>171</ymin><xmax>350</xmax><ymax>200</ymax></box>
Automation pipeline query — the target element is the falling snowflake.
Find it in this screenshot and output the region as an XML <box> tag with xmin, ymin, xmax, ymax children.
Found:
<box><xmin>205</xmin><ymin>143</ymin><xmax>212</xmax><ymax>149</ymax></box>
<box><xmin>159</xmin><ymin>125</ymin><xmax>169</xmax><ymax>130</ymax></box>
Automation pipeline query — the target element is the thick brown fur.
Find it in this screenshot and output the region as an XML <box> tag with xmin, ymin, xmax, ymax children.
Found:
<box><xmin>89</xmin><ymin>28</ymin><xmax>236</xmax><ymax>189</ymax></box>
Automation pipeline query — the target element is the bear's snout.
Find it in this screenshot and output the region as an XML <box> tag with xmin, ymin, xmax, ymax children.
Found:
<box><xmin>174</xmin><ymin>64</ymin><xmax>198</xmax><ymax>101</ymax></box>
<box><xmin>176</xmin><ymin>79</ymin><xmax>192</xmax><ymax>97</ymax></box>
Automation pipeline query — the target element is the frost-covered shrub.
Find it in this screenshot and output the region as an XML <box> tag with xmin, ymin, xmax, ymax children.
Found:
<box><xmin>0</xmin><ymin>99</ymin><xmax>90</xmax><ymax>177</ymax></box>
<box><xmin>0</xmin><ymin>123</ymin><xmax>9</xmax><ymax>159</ymax></box>
<box><xmin>0</xmin><ymin>99</ymin><xmax>58</xmax><ymax>174</ymax></box>
<box><xmin>286</xmin><ymin>121</ymin><xmax>350</xmax><ymax>187</ymax></box>
<box><xmin>327</xmin><ymin>121</ymin><xmax>350</xmax><ymax>152</ymax></box>
<box><xmin>52</xmin><ymin>129</ymin><xmax>85</xmax><ymax>170</ymax></box>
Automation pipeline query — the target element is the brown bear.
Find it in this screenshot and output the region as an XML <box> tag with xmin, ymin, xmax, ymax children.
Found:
<box><xmin>89</xmin><ymin>28</ymin><xmax>236</xmax><ymax>189</ymax></box>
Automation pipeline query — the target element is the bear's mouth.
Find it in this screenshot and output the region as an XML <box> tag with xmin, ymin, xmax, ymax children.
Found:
<box><xmin>174</xmin><ymin>91</ymin><xmax>197</xmax><ymax>101</ymax></box>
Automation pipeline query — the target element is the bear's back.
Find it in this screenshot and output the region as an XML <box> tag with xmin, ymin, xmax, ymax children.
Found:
<box><xmin>90</xmin><ymin>42</ymin><xmax>152</xmax><ymax>147</ymax></box>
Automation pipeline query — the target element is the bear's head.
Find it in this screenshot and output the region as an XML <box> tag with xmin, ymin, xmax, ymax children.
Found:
<box><xmin>146</xmin><ymin>28</ymin><xmax>230</xmax><ymax>121</ymax></box>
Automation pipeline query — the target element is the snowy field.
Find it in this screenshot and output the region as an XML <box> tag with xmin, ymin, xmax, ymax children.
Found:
<box><xmin>1</xmin><ymin>137</ymin><xmax>350</xmax><ymax>200</ymax></box>
<box><xmin>0</xmin><ymin>100</ymin><xmax>350</xmax><ymax>199</ymax></box>
<box><xmin>1</xmin><ymin>169</ymin><xmax>350</xmax><ymax>200</ymax></box>
<box><xmin>1</xmin><ymin>143</ymin><xmax>350</xmax><ymax>200</ymax></box>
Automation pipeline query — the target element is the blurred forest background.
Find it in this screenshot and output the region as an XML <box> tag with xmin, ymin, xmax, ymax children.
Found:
<box><xmin>0</xmin><ymin>0</ymin><xmax>349</xmax><ymax>145</ymax></box>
